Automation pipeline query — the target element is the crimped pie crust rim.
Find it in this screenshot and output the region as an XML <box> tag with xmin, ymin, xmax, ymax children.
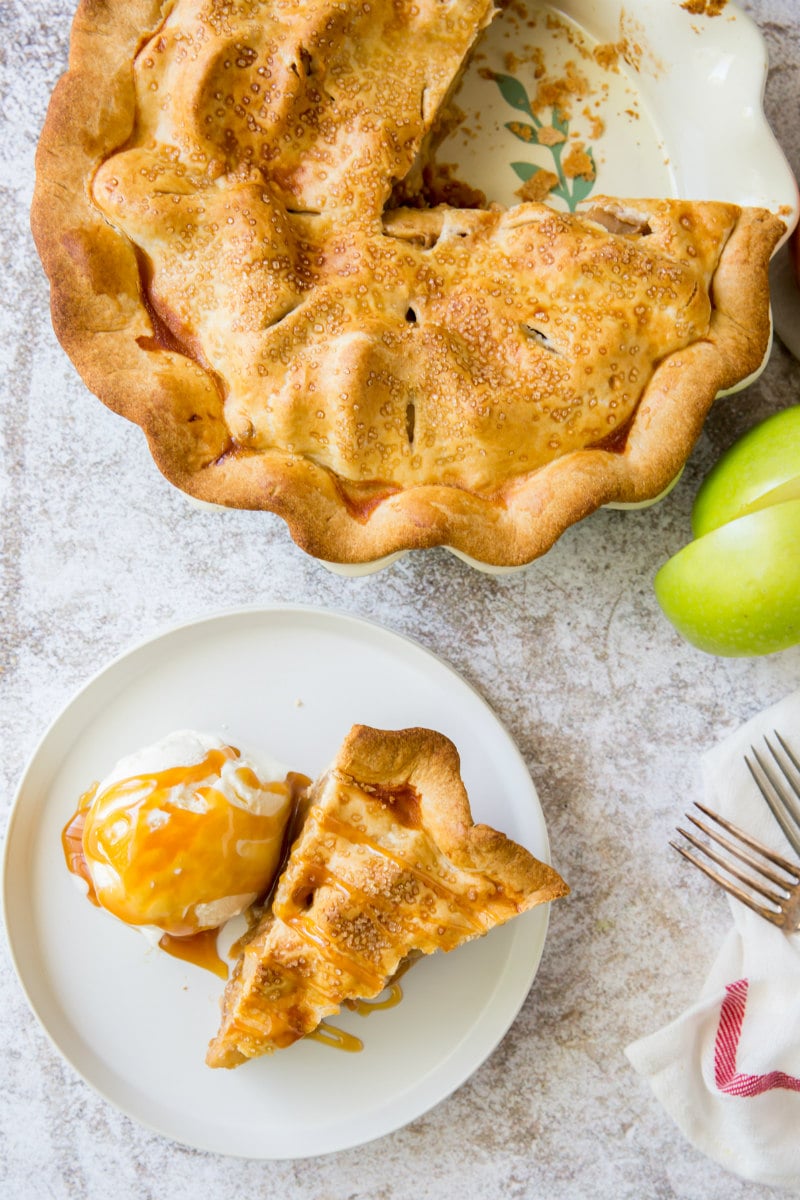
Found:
<box><xmin>32</xmin><ymin>0</ymin><xmax>785</xmax><ymax>566</ymax></box>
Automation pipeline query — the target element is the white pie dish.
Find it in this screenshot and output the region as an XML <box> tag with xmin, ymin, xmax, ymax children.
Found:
<box><xmin>182</xmin><ymin>0</ymin><xmax>797</xmax><ymax>578</ymax></box>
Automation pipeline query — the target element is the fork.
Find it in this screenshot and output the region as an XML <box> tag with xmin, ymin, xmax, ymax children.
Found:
<box><xmin>745</xmin><ymin>731</ymin><xmax>800</xmax><ymax>860</ymax></box>
<box><xmin>672</xmin><ymin>732</ymin><xmax>800</xmax><ymax>932</ymax></box>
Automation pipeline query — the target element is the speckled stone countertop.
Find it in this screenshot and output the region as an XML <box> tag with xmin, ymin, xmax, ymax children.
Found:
<box><xmin>2</xmin><ymin>1</ymin><xmax>799</xmax><ymax>1197</ymax></box>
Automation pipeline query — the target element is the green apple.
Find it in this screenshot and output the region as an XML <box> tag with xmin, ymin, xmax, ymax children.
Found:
<box><xmin>654</xmin><ymin>499</ymin><xmax>800</xmax><ymax>656</ymax></box>
<box><xmin>692</xmin><ymin>406</ymin><xmax>800</xmax><ymax>537</ymax></box>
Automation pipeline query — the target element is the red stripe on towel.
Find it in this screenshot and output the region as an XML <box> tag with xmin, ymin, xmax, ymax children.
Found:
<box><xmin>714</xmin><ymin>979</ymin><xmax>800</xmax><ymax>1096</ymax></box>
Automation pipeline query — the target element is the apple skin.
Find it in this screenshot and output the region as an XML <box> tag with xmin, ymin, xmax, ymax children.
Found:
<box><xmin>655</xmin><ymin>499</ymin><xmax>800</xmax><ymax>657</ymax></box>
<box><xmin>692</xmin><ymin>406</ymin><xmax>800</xmax><ymax>537</ymax></box>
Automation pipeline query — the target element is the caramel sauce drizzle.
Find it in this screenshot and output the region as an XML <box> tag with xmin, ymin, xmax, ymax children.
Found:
<box><xmin>308</xmin><ymin>808</ymin><xmax>491</xmax><ymax>934</ymax></box>
<box><xmin>160</xmin><ymin>929</ymin><xmax>229</xmax><ymax>980</ymax></box>
<box><xmin>63</xmin><ymin>785</ymin><xmax>231</xmax><ymax>976</ymax></box>
<box><xmin>307</xmin><ymin>1023</ymin><xmax>364</xmax><ymax>1053</ymax></box>
<box><xmin>308</xmin><ymin>977</ymin><xmax>407</xmax><ymax>1053</ymax></box>
<box><xmin>283</xmin><ymin>908</ymin><xmax>388</xmax><ymax>994</ymax></box>
<box><xmin>62</xmin><ymin>756</ymin><xmax>311</xmax><ymax>979</ymax></box>
<box><xmin>256</xmin><ymin>797</ymin><xmax>499</xmax><ymax>1049</ymax></box>
<box><xmin>311</xmin><ymin>957</ymin><xmax>414</xmax><ymax>1051</ymax></box>
<box><xmin>346</xmin><ymin>981</ymin><xmax>403</xmax><ymax>1016</ymax></box>
<box><xmin>269</xmin><ymin>785</ymin><xmax>509</xmax><ymax>1054</ymax></box>
<box><xmin>61</xmin><ymin>784</ymin><xmax>100</xmax><ymax>905</ymax></box>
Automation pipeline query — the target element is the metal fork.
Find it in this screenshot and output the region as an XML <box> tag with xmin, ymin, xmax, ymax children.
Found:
<box><xmin>745</xmin><ymin>731</ymin><xmax>800</xmax><ymax>860</ymax></box>
<box><xmin>672</xmin><ymin>732</ymin><xmax>800</xmax><ymax>931</ymax></box>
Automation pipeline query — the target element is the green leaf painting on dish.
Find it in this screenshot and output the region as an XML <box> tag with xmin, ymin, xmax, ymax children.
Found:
<box><xmin>511</xmin><ymin>160</ymin><xmax>569</xmax><ymax>210</ymax></box>
<box><xmin>510</xmin><ymin>162</ymin><xmax>542</xmax><ymax>182</ymax></box>
<box><xmin>569</xmin><ymin>155</ymin><xmax>597</xmax><ymax>207</ymax></box>
<box><xmin>551</xmin><ymin>106</ymin><xmax>570</xmax><ymax>137</ymax></box>
<box><xmin>506</xmin><ymin>121</ymin><xmax>541</xmax><ymax>145</ymax></box>
<box><xmin>486</xmin><ymin>71</ymin><xmax>597</xmax><ymax>212</ymax></box>
<box><xmin>491</xmin><ymin>71</ymin><xmax>540</xmax><ymax>119</ymax></box>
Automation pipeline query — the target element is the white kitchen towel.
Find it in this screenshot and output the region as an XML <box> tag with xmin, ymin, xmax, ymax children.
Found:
<box><xmin>626</xmin><ymin>690</ymin><xmax>800</xmax><ymax>1192</ymax></box>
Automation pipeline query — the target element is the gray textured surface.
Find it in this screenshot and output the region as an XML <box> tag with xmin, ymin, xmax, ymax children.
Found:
<box><xmin>2</xmin><ymin>1</ymin><xmax>800</xmax><ymax>1197</ymax></box>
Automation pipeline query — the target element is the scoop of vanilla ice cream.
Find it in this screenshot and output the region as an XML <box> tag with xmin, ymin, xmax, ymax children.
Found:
<box><xmin>78</xmin><ymin>730</ymin><xmax>297</xmax><ymax>936</ymax></box>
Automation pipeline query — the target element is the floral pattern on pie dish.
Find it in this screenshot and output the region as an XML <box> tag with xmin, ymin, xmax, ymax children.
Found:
<box><xmin>443</xmin><ymin>1</ymin><xmax>797</xmax><ymax>221</ymax></box>
<box><xmin>32</xmin><ymin>0</ymin><xmax>795</xmax><ymax>574</ymax></box>
<box><xmin>488</xmin><ymin>75</ymin><xmax>598</xmax><ymax>213</ymax></box>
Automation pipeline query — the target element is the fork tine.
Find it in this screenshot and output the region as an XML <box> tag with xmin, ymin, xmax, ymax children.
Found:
<box><xmin>670</xmin><ymin>840</ymin><xmax>785</xmax><ymax>927</ymax></box>
<box><xmin>774</xmin><ymin>731</ymin><xmax>800</xmax><ymax>775</ymax></box>
<box><xmin>693</xmin><ymin>801</ymin><xmax>800</xmax><ymax>876</ymax></box>
<box><xmin>686</xmin><ymin>806</ymin><xmax>796</xmax><ymax>892</ymax></box>
<box><xmin>676</xmin><ymin>824</ymin><xmax>788</xmax><ymax>907</ymax></box>
<box><xmin>768</xmin><ymin>732</ymin><xmax>800</xmax><ymax>826</ymax></box>
<box><xmin>747</xmin><ymin>745</ymin><xmax>800</xmax><ymax>859</ymax></box>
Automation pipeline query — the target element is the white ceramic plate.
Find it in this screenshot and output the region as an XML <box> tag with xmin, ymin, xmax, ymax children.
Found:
<box><xmin>2</xmin><ymin>607</ymin><xmax>557</xmax><ymax>1159</ymax></box>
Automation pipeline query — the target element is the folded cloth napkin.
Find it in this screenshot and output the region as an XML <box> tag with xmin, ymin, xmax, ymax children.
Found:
<box><xmin>626</xmin><ymin>690</ymin><xmax>800</xmax><ymax>1192</ymax></box>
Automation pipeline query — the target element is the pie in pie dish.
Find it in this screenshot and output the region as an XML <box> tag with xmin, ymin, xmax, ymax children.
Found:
<box><xmin>207</xmin><ymin>724</ymin><xmax>568</xmax><ymax>1067</ymax></box>
<box><xmin>33</xmin><ymin>0</ymin><xmax>785</xmax><ymax>567</ymax></box>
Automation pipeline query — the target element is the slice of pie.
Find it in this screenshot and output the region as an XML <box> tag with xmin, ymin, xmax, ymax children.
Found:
<box><xmin>206</xmin><ymin>725</ymin><xmax>568</xmax><ymax>1067</ymax></box>
<box><xmin>33</xmin><ymin>0</ymin><xmax>785</xmax><ymax>566</ymax></box>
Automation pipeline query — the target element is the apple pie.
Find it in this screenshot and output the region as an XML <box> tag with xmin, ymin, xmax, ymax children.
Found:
<box><xmin>33</xmin><ymin>0</ymin><xmax>785</xmax><ymax>566</ymax></box>
<box><xmin>206</xmin><ymin>725</ymin><xmax>568</xmax><ymax>1067</ymax></box>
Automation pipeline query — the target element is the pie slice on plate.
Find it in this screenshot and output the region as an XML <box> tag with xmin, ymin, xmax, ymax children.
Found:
<box><xmin>33</xmin><ymin>0</ymin><xmax>785</xmax><ymax>566</ymax></box>
<box><xmin>206</xmin><ymin>725</ymin><xmax>568</xmax><ymax>1067</ymax></box>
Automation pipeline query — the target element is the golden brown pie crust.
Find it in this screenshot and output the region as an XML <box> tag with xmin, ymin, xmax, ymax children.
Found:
<box><xmin>206</xmin><ymin>724</ymin><xmax>568</xmax><ymax>1068</ymax></box>
<box><xmin>33</xmin><ymin>0</ymin><xmax>785</xmax><ymax>566</ymax></box>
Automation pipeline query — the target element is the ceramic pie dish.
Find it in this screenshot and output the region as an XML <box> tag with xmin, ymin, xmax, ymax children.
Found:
<box><xmin>32</xmin><ymin>0</ymin><xmax>798</xmax><ymax>574</ymax></box>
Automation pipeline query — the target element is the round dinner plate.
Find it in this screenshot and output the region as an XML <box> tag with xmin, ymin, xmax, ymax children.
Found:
<box><xmin>2</xmin><ymin>607</ymin><xmax>556</xmax><ymax>1159</ymax></box>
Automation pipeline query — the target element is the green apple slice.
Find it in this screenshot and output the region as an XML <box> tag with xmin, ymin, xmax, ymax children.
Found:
<box><xmin>692</xmin><ymin>407</ymin><xmax>800</xmax><ymax>537</ymax></box>
<box><xmin>655</xmin><ymin>498</ymin><xmax>800</xmax><ymax>657</ymax></box>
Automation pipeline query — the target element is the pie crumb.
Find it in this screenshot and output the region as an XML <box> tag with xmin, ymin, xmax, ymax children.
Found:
<box><xmin>680</xmin><ymin>0</ymin><xmax>727</xmax><ymax>14</ymax></box>
<box><xmin>515</xmin><ymin>169</ymin><xmax>560</xmax><ymax>203</ymax></box>
<box><xmin>562</xmin><ymin>142</ymin><xmax>595</xmax><ymax>182</ymax></box>
<box><xmin>593</xmin><ymin>43</ymin><xmax>620</xmax><ymax>71</ymax></box>
<box><xmin>582</xmin><ymin>108</ymin><xmax>605</xmax><ymax>140</ymax></box>
<box><xmin>537</xmin><ymin>125</ymin><xmax>567</xmax><ymax>147</ymax></box>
